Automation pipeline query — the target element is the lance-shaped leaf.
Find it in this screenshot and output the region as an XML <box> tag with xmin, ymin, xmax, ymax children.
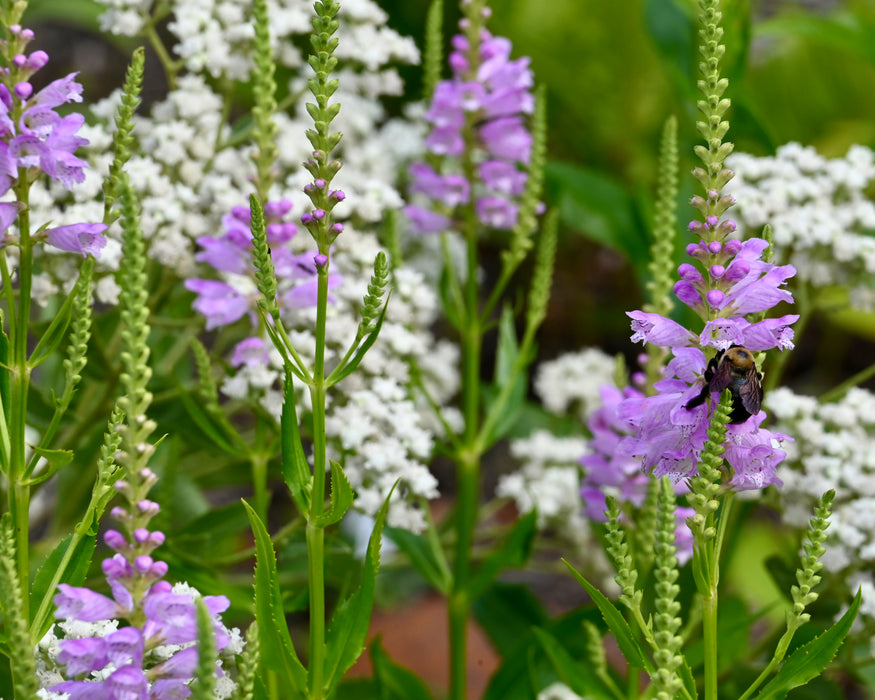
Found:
<box><xmin>312</xmin><ymin>460</ymin><xmax>353</xmax><ymax>527</ymax></box>
<box><xmin>30</xmin><ymin>532</ymin><xmax>96</xmax><ymax>640</ymax></box>
<box><xmin>23</xmin><ymin>446</ymin><xmax>73</xmax><ymax>483</ymax></box>
<box><xmin>562</xmin><ymin>558</ymin><xmax>654</xmax><ymax>673</ymax></box>
<box><xmin>29</xmin><ymin>258</ymin><xmax>93</xmax><ymax>368</ymax></box>
<box><xmin>326</xmin><ymin>299</ymin><xmax>389</xmax><ymax>387</ymax></box>
<box><xmin>242</xmin><ymin>500</ymin><xmax>308</xmax><ymax>697</ymax></box>
<box><xmin>322</xmin><ymin>483</ymin><xmax>396</xmax><ymax>695</ymax></box>
<box><xmin>281</xmin><ymin>368</ymin><xmax>312</xmax><ymax>515</ymax></box>
<box><xmin>481</xmin><ymin>306</ymin><xmax>529</xmax><ymax>448</ymax></box>
<box><xmin>753</xmin><ymin>589</ymin><xmax>861</xmax><ymax>700</ymax></box>
<box><xmin>386</xmin><ymin>524</ymin><xmax>452</xmax><ymax>594</ymax></box>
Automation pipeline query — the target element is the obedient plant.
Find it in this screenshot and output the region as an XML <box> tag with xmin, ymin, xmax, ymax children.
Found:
<box><xmin>400</xmin><ymin>2</ymin><xmax>554</xmax><ymax>698</ymax></box>
<box><xmin>2</xmin><ymin>0</ymin><xmax>874</xmax><ymax>697</ymax></box>
<box><xmin>553</xmin><ymin>2</ymin><xmax>860</xmax><ymax>699</ymax></box>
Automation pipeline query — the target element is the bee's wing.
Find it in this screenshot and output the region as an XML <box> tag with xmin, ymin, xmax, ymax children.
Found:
<box><xmin>739</xmin><ymin>370</ymin><xmax>763</xmax><ymax>416</ymax></box>
<box><xmin>706</xmin><ymin>356</ymin><xmax>734</xmax><ymax>393</ymax></box>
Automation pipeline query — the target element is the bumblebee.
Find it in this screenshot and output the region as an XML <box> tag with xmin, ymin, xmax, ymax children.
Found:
<box><xmin>684</xmin><ymin>345</ymin><xmax>763</xmax><ymax>424</ymax></box>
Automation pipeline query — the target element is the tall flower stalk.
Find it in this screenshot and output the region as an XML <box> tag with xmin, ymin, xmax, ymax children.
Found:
<box><xmin>0</xmin><ymin>3</ymin><xmax>108</xmax><ymax>610</ymax></box>
<box><xmin>590</xmin><ymin>0</ymin><xmax>795</xmax><ymax>696</ymax></box>
<box><xmin>244</xmin><ymin>1</ymin><xmax>392</xmax><ymax>698</ymax></box>
<box><xmin>406</xmin><ymin>2</ymin><xmax>550</xmax><ymax>697</ymax></box>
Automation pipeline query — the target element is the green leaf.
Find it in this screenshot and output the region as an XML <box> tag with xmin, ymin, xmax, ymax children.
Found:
<box><xmin>281</xmin><ymin>369</ymin><xmax>312</xmax><ymax>515</ymax></box>
<box><xmin>24</xmin><ymin>446</ymin><xmax>73</xmax><ymax>483</ymax></box>
<box><xmin>532</xmin><ymin>627</ymin><xmax>615</xmax><ymax>700</ymax></box>
<box><xmin>469</xmin><ymin>511</ymin><xmax>537</xmax><ymax>600</ymax></box>
<box><xmin>313</xmin><ymin>460</ymin><xmax>353</xmax><ymax>527</ymax></box>
<box><xmin>473</xmin><ymin>583</ymin><xmax>547</xmax><ymax>659</ymax></box>
<box><xmin>327</xmin><ymin>300</ymin><xmax>389</xmax><ymax>387</ymax></box>
<box><xmin>753</xmin><ymin>589</ymin><xmax>861</xmax><ymax>700</ymax></box>
<box><xmin>482</xmin><ymin>307</ymin><xmax>528</xmax><ymax>447</ymax></box>
<box><xmin>561</xmin><ymin>559</ymin><xmax>654</xmax><ymax>673</ymax></box>
<box><xmin>385</xmin><ymin>525</ymin><xmax>451</xmax><ymax>594</ymax></box>
<box><xmin>482</xmin><ymin>606</ymin><xmax>601</xmax><ymax>700</ymax></box>
<box><xmin>29</xmin><ymin>260</ymin><xmax>93</xmax><ymax>367</ymax></box>
<box><xmin>370</xmin><ymin>637</ymin><xmax>434</xmax><ymax>700</ymax></box>
<box><xmin>29</xmin><ymin>532</ymin><xmax>96</xmax><ymax>639</ymax></box>
<box><xmin>242</xmin><ymin>500</ymin><xmax>308</xmax><ymax>697</ymax></box>
<box><xmin>545</xmin><ymin>162</ymin><xmax>650</xmax><ymax>278</ymax></box>
<box><xmin>323</xmin><ymin>483</ymin><xmax>396</xmax><ymax>695</ymax></box>
<box><xmin>643</xmin><ymin>0</ymin><xmax>696</xmax><ymax>99</ymax></box>
<box><xmin>177</xmin><ymin>387</ymin><xmax>248</xmax><ymax>458</ymax></box>
<box><xmin>438</xmin><ymin>261</ymin><xmax>464</xmax><ymax>330</ymax></box>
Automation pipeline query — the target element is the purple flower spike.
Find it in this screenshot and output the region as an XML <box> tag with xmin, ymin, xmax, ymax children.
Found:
<box><xmin>408</xmin><ymin>27</ymin><xmax>534</xmax><ymax>235</ymax></box>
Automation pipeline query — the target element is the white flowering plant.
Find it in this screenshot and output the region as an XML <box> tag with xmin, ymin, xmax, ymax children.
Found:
<box><xmin>0</xmin><ymin>0</ymin><xmax>873</xmax><ymax>699</ymax></box>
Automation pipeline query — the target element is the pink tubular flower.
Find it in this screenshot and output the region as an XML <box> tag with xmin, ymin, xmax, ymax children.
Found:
<box><xmin>51</xmin><ymin>468</ymin><xmax>233</xmax><ymax>697</ymax></box>
<box><xmin>187</xmin><ymin>199</ymin><xmax>342</xmax><ymax>332</ymax></box>
<box><xmin>0</xmin><ymin>29</ymin><xmax>105</xmax><ymax>253</ymax></box>
<box><xmin>620</xmin><ymin>183</ymin><xmax>797</xmax><ymax>492</ymax></box>
<box><xmin>580</xmin><ymin>384</ymin><xmax>696</xmax><ymax>565</ymax></box>
<box><xmin>406</xmin><ymin>27</ymin><xmax>534</xmax><ymax>234</ymax></box>
<box><xmin>44</xmin><ymin>222</ymin><xmax>108</xmax><ymax>257</ymax></box>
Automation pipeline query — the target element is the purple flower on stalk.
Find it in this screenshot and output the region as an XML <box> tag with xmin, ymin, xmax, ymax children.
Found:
<box><xmin>51</xmin><ymin>469</ymin><xmax>233</xmax><ymax>697</ymax></box>
<box><xmin>0</xmin><ymin>26</ymin><xmax>106</xmax><ymax>255</ymax></box>
<box><xmin>616</xmin><ymin>348</ymin><xmax>790</xmax><ymax>488</ymax></box>
<box><xmin>186</xmin><ymin>199</ymin><xmax>343</xmax><ymax>333</ymax></box>
<box><xmin>580</xmin><ymin>384</ymin><xmax>696</xmax><ymax>564</ymax></box>
<box><xmin>617</xmin><ymin>162</ymin><xmax>797</xmax><ymax>491</ymax></box>
<box><xmin>405</xmin><ymin>27</ymin><xmax>534</xmax><ymax>234</ymax></box>
<box><xmin>44</xmin><ymin>222</ymin><xmax>108</xmax><ymax>257</ymax></box>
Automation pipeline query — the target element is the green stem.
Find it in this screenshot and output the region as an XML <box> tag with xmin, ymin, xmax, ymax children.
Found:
<box><xmin>702</xmin><ymin>586</ymin><xmax>718</xmax><ymax>700</ymax></box>
<box><xmin>251</xmin><ymin>449</ymin><xmax>269</xmax><ymax>527</ymax></box>
<box><xmin>9</xmin><ymin>174</ymin><xmax>31</xmax><ymax>611</ymax></box>
<box><xmin>307</xmin><ymin>264</ymin><xmax>330</xmax><ymax>700</ymax></box>
<box><xmin>449</xmin><ymin>449</ymin><xmax>479</xmax><ymax>700</ymax></box>
<box><xmin>143</xmin><ymin>21</ymin><xmax>179</xmax><ymax>91</ymax></box>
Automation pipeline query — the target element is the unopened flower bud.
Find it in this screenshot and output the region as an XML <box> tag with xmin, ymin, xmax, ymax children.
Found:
<box><xmin>104</xmin><ymin>530</ymin><xmax>128</xmax><ymax>550</ymax></box>
<box><xmin>134</xmin><ymin>556</ymin><xmax>154</xmax><ymax>574</ymax></box>
<box><xmin>26</xmin><ymin>50</ymin><xmax>48</xmax><ymax>70</ymax></box>
<box><xmin>706</xmin><ymin>289</ymin><xmax>725</xmax><ymax>308</ymax></box>
<box><xmin>314</xmin><ymin>253</ymin><xmax>328</xmax><ymax>267</ymax></box>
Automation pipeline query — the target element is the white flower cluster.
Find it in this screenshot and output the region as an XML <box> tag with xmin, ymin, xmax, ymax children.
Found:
<box><xmin>728</xmin><ymin>142</ymin><xmax>875</xmax><ymax>309</ymax></box>
<box><xmin>766</xmin><ymin>386</ymin><xmax>875</xmax><ymax>633</ymax></box>
<box><xmin>26</xmin><ymin>0</ymin><xmax>455</xmax><ymax>531</ymax></box>
<box><xmin>34</xmin><ymin>583</ymin><xmax>242</xmax><ymax>698</ymax></box>
<box><xmin>536</xmin><ymin>682</ymin><xmax>585</xmax><ymax>700</ymax></box>
<box><xmin>499</xmin><ymin>348</ymin><xmax>618</xmax><ymax>555</ymax></box>
<box><xmin>533</xmin><ymin>349</ymin><xmax>618</xmax><ymax>423</ymax></box>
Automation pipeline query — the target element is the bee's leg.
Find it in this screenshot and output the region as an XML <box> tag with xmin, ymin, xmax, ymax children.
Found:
<box><xmin>684</xmin><ymin>384</ymin><xmax>709</xmax><ymax>410</ymax></box>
